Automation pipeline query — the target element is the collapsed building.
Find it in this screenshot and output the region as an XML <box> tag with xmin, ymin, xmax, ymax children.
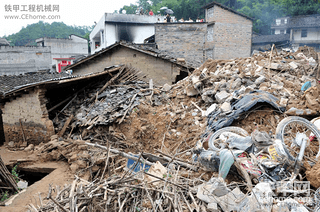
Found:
<box><xmin>2</xmin><ymin>1</ymin><xmax>320</xmax><ymax>211</ymax></box>
<box><xmin>0</xmin><ymin>66</ymin><xmax>132</xmax><ymax>144</ymax></box>
<box><xmin>0</xmin><ymin>26</ymin><xmax>320</xmax><ymax>211</ymax></box>
<box><xmin>0</xmin><ymin>46</ymin><xmax>319</xmax><ymax>211</ymax></box>
<box><xmin>251</xmin><ymin>34</ymin><xmax>290</xmax><ymax>52</ymax></box>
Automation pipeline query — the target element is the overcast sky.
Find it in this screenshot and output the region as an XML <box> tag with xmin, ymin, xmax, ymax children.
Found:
<box><xmin>0</xmin><ymin>0</ymin><xmax>137</xmax><ymax>37</ymax></box>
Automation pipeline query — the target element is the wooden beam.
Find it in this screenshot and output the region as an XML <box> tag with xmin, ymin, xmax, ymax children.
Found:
<box><xmin>58</xmin><ymin>115</ymin><xmax>74</xmax><ymax>138</ymax></box>
<box><xmin>47</xmin><ymin>96</ymin><xmax>73</xmax><ymax>113</ymax></box>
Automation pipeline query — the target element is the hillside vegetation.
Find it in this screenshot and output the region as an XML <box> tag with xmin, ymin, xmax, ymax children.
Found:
<box><xmin>4</xmin><ymin>21</ymin><xmax>92</xmax><ymax>46</ymax></box>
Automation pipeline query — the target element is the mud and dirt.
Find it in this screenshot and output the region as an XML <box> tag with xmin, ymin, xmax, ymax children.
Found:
<box><xmin>0</xmin><ymin>148</ymin><xmax>73</xmax><ymax>212</ymax></box>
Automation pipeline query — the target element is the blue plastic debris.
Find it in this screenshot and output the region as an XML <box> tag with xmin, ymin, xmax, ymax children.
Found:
<box><xmin>301</xmin><ymin>81</ymin><xmax>311</xmax><ymax>91</ymax></box>
<box><xmin>126</xmin><ymin>154</ymin><xmax>151</xmax><ymax>173</ymax></box>
<box><xmin>219</xmin><ymin>149</ymin><xmax>244</xmax><ymax>179</ymax></box>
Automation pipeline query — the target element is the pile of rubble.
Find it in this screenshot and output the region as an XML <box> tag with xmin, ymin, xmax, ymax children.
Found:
<box><xmin>51</xmin><ymin>66</ymin><xmax>165</xmax><ymax>139</ymax></box>
<box><xmin>6</xmin><ymin>47</ymin><xmax>320</xmax><ymax>211</ymax></box>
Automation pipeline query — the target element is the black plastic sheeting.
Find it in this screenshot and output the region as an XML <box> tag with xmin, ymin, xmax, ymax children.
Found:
<box><xmin>206</xmin><ymin>91</ymin><xmax>285</xmax><ymax>135</ymax></box>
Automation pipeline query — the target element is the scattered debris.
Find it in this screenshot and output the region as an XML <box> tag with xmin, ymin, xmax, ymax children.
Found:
<box><xmin>2</xmin><ymin>46</ymin><xmax>320</xmax><ymax>211</ymax></box>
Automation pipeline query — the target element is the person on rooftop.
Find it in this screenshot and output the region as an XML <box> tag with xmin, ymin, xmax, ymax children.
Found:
<box><xmin>149</xmin><ymin>9</ymin><xmax>154</xmax><ymax>16</ymax></box>
<box><xmin>166</xmin><ymin>14</ymin><xmax>171</xmax><ymax>22</ymax></box>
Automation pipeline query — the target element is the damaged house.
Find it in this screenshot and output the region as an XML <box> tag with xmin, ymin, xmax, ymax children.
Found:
<box><xmin>66</xmin><ymin>42</ymin><xmax>194</xmax><ymax>85</ymax></box>
<box><xmin>251</xmin><ymin>34</ymin><xmax>290</xmax><ymax>51</ymax></box>
<box><xmin>0</xmin><ymin>66</ymin><xmax>139</xmax><ymax>145</ymax></box>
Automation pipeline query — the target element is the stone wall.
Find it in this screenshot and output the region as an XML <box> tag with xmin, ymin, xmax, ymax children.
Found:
<box><xmin>72</xmin><ymin>45</ymin><xmax>188</xmax><ymax>86</ymax></box>
<box><xmin>205</xmin><ymin>5</ymin><xmax>252</xmax><ymax>60</ymax></box>
<box><xmin>155</xmin><ymin>23</ymin><xmax>207</xmax><ymax>66</ymax></box>
<box><xmin>0</xmin><ymin>46</ymin><xmax>51</xmax><ymax>75</ymax></box>
<box><xmin>1</xmin><ymin>88</ymin><xmax>54</xmax><ymax>145</ymax></box>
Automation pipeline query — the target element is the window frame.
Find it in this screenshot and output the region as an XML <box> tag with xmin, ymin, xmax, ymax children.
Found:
<box><xmin>301</xmin><ymin>29</ymin><xmax>308</xmax><ymax>38</ymax></box>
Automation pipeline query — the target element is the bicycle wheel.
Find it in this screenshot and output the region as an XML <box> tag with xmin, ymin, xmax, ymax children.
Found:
<box><xmin>208</xmin><ymin>127</ymin><xmax>249</xmax><ymax>151</ymax></box>
<box><xmin>275</xmin><ymin>116</ymin><xmax>320</xmax><ymax>162</ymax></box>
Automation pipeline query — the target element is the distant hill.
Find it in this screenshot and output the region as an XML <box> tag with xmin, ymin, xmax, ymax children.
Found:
<box><xmin>4</xmin><ymin>21</ymin><xmax>93</xmax><ymax>46</ymax></box>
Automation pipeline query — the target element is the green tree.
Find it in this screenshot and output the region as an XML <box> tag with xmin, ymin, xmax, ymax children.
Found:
<box><xmin>279</xmin><ymin>0</ymin><xmax>320</xmax><ymax>16</ymax></box>
<box><xmin>119</xmin><ymin>4</ymin><xmax>138</xmax><ymax>14</ymax></box>
<box><xmin>5</xmin><ymin>21</ymin><xmax>93</xmax><ymax>46</ymax></box>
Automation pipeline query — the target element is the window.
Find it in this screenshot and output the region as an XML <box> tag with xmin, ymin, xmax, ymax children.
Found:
<box><xmin>301</xmin><ymin>29</ymin><xmax>307</xmax><ymax>37</ymax></box>
<box><xmin>101</xmin><ymin>31</ymin><xmax>104</xmax><ymax>44</ymax></box>
<box><xmin>284</xmin><ymin>19</ymin><xmax>287</xmax><ymax>24</ymax></box>
<box><xmin>276</xmin><ymin>19</ymin><xmax>281</xmax><ymax>25</ymax></box>
<box><xmin>207</xmin><ymin>25</ymin><xmax>214</xmax><ymax>42</ymax></box>
<box><xmin>286</xmin><ymin>29</ymin><xmax>290</xmax><ymax>34</ymax></box>
<box><xmin>280</xmin><ymin>30</ymin><xmax>284</xmax><ymax>34</ymax></box>
<box><xmin>281</xmin><ymin>19</ymin><xmax>284</xmax><ymax>24</ymax></box>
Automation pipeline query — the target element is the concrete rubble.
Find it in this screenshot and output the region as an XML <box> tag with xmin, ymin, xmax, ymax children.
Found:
<box><xmin>2</xmin><ymin>46</ymin><xmax>320</xmax><ymax>211</ymax></box>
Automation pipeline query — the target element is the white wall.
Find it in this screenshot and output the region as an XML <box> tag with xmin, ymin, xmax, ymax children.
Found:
<box><xmin>105</xmin><ymin>24</ymin><xmax>117</xmax><ymax>48</ymax></box>
<box><xmin>131</xmin><ymin>25</ymin><xmax>155</xmax><ymax>43</ymax></box>
<box><xmin>90</xmin><ymin>14</ymin><xmax>106</xmax><ymax>54</ymax></box>
<box><xmin>90</xmin><ymin>13</ymin><xmax>164</xmax><ymax>54</ymax></box>
<box><xmin>293</xmin><ymin>28</ymin><xmax>320</xmax><ymax>41</ymax></box>
<box><xmin>90</xmin><ymin>14</ymin><xmax>105</xmax><ymax>42</ymax></box>
<box><xmin>92</xmin><ymin>23</ymin><xmax>155</xmax><ymax>54</ymax></box>
<box><xmin>43</xmin><ymin>38</ymin><xmax>88</xmax><ymax>68</ymax></box>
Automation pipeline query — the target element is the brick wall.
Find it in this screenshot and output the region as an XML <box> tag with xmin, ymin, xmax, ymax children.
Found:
<box><xmin>155</xmin><ymin>23</ymin><xmax>207</xmax><ymax>66</ymax></box>
<box><xmin>1</xmin><ymin>88</ymin><xmax>54</xmax><ymax>145</ymax></box>
<box><xmin>205</xmin><ymin>5</ymin><xmax>252</xmax><ymax>60</ymax></box>
<box><xmin>72</xmin><ymin>46</ymin><xmax>188</xmax><ymax>86</ymax></box>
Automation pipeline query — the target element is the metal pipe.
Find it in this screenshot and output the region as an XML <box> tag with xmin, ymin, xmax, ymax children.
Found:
<box><xmin>298</xmin><ymin>138</ymin><xmax>307</xmax><ymax>162</ymax></box>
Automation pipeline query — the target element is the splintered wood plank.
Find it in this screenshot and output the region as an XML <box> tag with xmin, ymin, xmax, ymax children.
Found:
<box><xmin>58</xmin><ymin>115</ymin><xmax>74</xmax><ymax>138</ymax></box>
